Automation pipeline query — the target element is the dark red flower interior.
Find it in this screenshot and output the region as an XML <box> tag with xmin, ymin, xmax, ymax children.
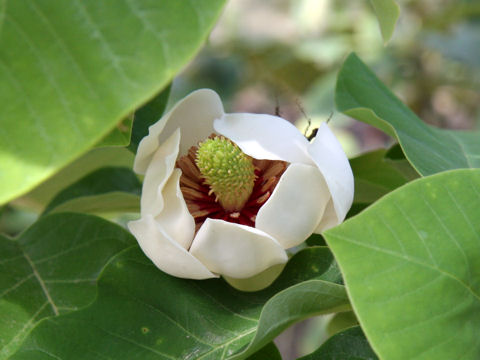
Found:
<box><xmin>176</xmin><ymin>145</ymin><xmax>287</xmax><ymax>233</ymax></box>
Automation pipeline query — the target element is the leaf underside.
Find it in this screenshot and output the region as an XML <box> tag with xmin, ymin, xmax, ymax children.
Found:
<box><xmin>336</xmin><ymin>53</ymin><xmax>480</xmax><ymax>176</ymax></box>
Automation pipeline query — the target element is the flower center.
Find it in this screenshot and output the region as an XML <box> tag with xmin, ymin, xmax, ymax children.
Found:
<box><xmin>176</xmin><ymin>135</ymin><xmax>288</xmax><ymax>233</ymax></box>
<box><xmin>195</xmin><ymin>136</ymin><xmax>256</xmax><ymax>212</ymax></box>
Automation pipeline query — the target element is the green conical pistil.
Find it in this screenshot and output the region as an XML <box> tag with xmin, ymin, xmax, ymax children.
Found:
<box><xmin>195</xmin><ymin>136</ymin><xmax>256</xmax><ymax>212</ymax></box>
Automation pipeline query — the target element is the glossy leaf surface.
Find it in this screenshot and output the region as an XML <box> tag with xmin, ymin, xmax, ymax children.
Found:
<box><xmin>12</xmin><ymin>247</ymin><xmax>350</xmax><ymax>360</ymax></box>
<box><xmin>0</xmin><ymin>213</ymin><xmax>135</xmax><ymax>359</ymax></box>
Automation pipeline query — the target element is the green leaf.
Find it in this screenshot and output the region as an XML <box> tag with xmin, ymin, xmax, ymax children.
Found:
<box><xmin>369</xmin><ymin>0</ymin><xmax>400</xmax><ymax>43</ymax></box>
<box><xmin>12</xmin><ymin>246</ymin><xmax>350</xmax><ymax>360</ymax></box>
<box><xmin>299</xmin><ymin>326</ymin><xmax>378</xmax><ymax>360</ymax></box>
<box><xmin>43</xmin><ymin>166</ymin><xmax>141</xmax><ymax>215</ymax></box>
<box><xmin>350</xmin><ymin>148</ymin><xmax>415</xmax><ymax>205</ymax></box>
<box><xmin>306</xmin><ymin>233</ymin><xmax>327</xmax><ymax>247</ymax></box>
<box><xmin>247</xmin><ymin>343</ymin><xmax>282</xmax><ymax>360</ymax></box>
<box><xmin>19</xmin><ymin>147</ymin><xmax>135</xmax><ymax>211</ymax></box>
<box><xmin>0</xmin><ymin>213</ymin><xmax>135</xmax><ymax>359</ymax></box>
<box><xmin>96</xmin><ymin>115</ymin><xmax>134</xmax><ymax>148</ymax></box>
<box><xmin>129</xmin><ymin>84</ymin><xmax>171</xmax><ymax>153</ymax></box>
<box><xmin>326</xmin><ymin>311</ymin><xmax>359</xmax><ymax>337</ymax></box>
<box><xmin>0</xmin><ymin>0</ymin><xmax>225</xmax><ymax>205</ymax></box>
<box><xmin>325</xmin><ymin>169</ymin><xmax>480</xmax><ymax>360</ymax></box>
<box><xmin>231</xmin><ymin>280</ymin><xmax>349</xmax><ymax>359</ymax></box>
<box><xmin>336</xmin><ymin>53</ymin><xmax>480</xmax><ymax>176</ymax></box>
<box><xmin>0</xmin><ymin>0</ymin><xmax>5</xmax><ymax>35</ymax></box>
<box><xmin>384</xmin><ymin>144</ymin><xmax>421</xmax><ymax>181</ymax></box>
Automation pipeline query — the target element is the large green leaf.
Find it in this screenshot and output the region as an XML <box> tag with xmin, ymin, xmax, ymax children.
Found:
<box><xmin>96</xmin><ymin>115</ymin><xmax>134</xmax><ymax>148</ymax></box>
<box><xmin>350</xmin><ymin>148</ymin><xmax>415</xmax><ymax>205</ymax></box>
<box><xmin>43</xmin><ymin>166</ymin><xmax>141</xmax><ymax>215</ymax></box>
<box><xmin>336</xmin><ymin>53</ymin><xmax>480</xmax><ymax>176</ymax></box>
<box><xmin>19</xmin><ymin>147</ymin><xmax>135</xmax><ymax>211</ymax></box>
<box><xmin>299</xmin><ymin>326</ymin><xmax>378</xmax><ymax>360</ymax></box>
<box><xmin>325</xmin><ymin>169</ymin><xmax>480</xmax><ymax>360</ymax></box>
<box><xmin>369</xmin><ymin>0</ymin><xmax>400</xmax><ymax>43</ymax></box>
<box><xmin>0</xmin><ymin>213</ymin><xmax>135</xmax><ymax>359</ymax></box>
<box><xmin>0</xmin><ymin>0</ymin><xmax>225</xmax><ymax>205</ymax></box>
<box><xmin>12</xmin><ymin>246</ymin><xmax>350</xmax><ymax>360</ymax></box>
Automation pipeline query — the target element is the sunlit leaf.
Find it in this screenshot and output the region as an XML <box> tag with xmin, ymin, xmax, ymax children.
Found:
<box><xmin>96</xmin><ymin>115</ymin><xmax>134</xmax><ymax>148</ymax></box>
<box><xmin>0</xmin><ymin>0</ymin><xmax>225</xmax><ymax>205</ymax></box>
<box><xmin>325</xmin><ymin>169</ymin><xmax>480</xmax><ymax>360</ymax></box>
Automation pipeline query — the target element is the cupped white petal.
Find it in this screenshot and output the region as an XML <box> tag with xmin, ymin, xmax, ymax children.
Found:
<box><xmin>256</xmin><ymin>163</ymin><xmax>330</xmax><ymax>249</ymax></box>
<box><xmin>307</xmin><ymin>123</ymin><xmax>354</xmax><ymax>228</ymax></box>
<box><xmin>214</xmin><ymin>113</ymin><xmax>313</xmax><ymax>164</ymax></box>
<box><xmin>154</xmin><ymin>169</ymin><xmax>195</xmax><ymax>250</ymax></box>
<box><xmin>189</xmin><ymin>219</ymin><xmax>288</xmax><ymax>278</ymax></box>
<box><xmin>223</xmin><ymin>263</ymin><xmax>286</xmax><ymax>292</ymax></box>
<box><xmin>140</xmin><ymin>129</ymin><xmax>180</xmax><ymax>218</ymax></box>
<box><xmin>314</xmin><ymin>198</ymin><xmax>338</xmax><ymax>232</ymax></box>
<box><xmin>128</xmin><ymin>215</ymin><xmax>217</xmax><ymax>280</ymax></box>
<box><xmin>134</xmin><ymin>89</ymin><xmax>224</xmax><ymax>174</ymax></box>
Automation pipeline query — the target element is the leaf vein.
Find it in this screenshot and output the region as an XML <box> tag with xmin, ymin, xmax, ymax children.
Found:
<box><xmin>0</xmin><ymin>273</ymin><xmax>34</xmax><ymax>298</ymax></box>
<box><xmin>24</xmin><ymin>252</ymin><xmax>59</xmax><ymax>316</ymax></box>
<box><xmin>330</xmin><ymin>233</ymin><xmax>480</xmax><ymax>302</ymax></box>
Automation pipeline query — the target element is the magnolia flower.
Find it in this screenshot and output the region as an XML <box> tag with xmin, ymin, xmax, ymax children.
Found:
<box><xmin>128</xmin><ymin>89</ymin><xmax>353</xmax><ymax>290</ymax></box>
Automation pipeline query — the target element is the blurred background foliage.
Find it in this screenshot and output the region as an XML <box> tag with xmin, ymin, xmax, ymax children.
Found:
<box><xmin>1</xmin><ymin>1</ymin><xmax>479</xmax><ymax>357</ymax></box>
<box><xmin>172</xmin><ymin>0</ymin><xmax>479</xmax><ymax>155</ymax></box>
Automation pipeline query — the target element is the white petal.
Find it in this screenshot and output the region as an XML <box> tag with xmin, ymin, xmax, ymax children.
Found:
<box><xmin>223</xmin><ymin>263</ymin><xmax>286</xmax><ymax>292</ymax></box>
<box><xmin>256</xmin><ymin>163</ymin><xmax>330</xmax><ymax>249</ymax></box>
<box><xmin>214</xmin><ymin>113</ymin><xmax>313</xmax><ymax>164</ymax></box>
<box><xmin>128</xmin><ymin>215</ymin><xmax>217</xmax><ymax>280</ymax></box>
<box><xmin>307</xmin><ymin>123</ymin><xmax>354</xmax><ymax>226</ymax></box>
<box><xmin>134</xmin><ymin>89</ymin><xmax>224</xmax><ymax>174</ymax></box>
<box><xmin>154</xmin><ymin>169</ymin><xmax>195</xmax><ymax>250</ymax></box>
<box><xmin>140</xmin><ymin>129</ymin><xmax>180</xmax><ymax>218</ymax></box>
<box><xmin>189</xmin><ymin>219</ymin><xmax>288</xmax><ymax>278</ymax></box>
<box><xmin>314</xmin><ymin>198</ymin><xmax>339</xmax><ymax>232</ymax></box>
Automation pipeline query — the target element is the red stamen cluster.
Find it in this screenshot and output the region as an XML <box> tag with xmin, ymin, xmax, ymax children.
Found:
<box><xmin>176</xmin><ymin>145</ymin><xmax>287</xmax><ymax>233</ymax></box>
